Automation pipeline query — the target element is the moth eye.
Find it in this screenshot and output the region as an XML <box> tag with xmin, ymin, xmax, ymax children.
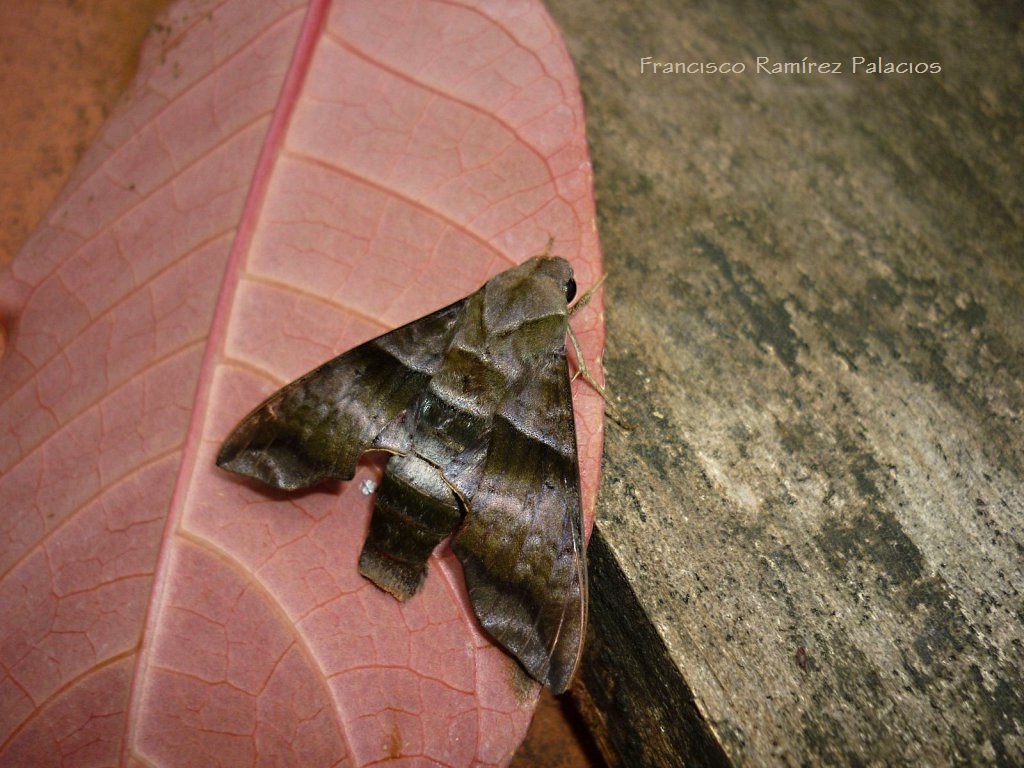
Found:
<box><xmin>565</xmin><ymin>278</ymin><xmax>577</xmax><ymax>303</ymax></box>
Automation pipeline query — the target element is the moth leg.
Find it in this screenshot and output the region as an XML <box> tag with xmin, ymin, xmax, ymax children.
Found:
<box><xmin>566</xmin><ymin>323</ymin><xmax>606</xmax><ymax>399</ymax></box>
<box><xmin>567</xmin><ymin>280</ymin><xmax>633</xmax><ymax>428</ymax></box>
<box><xmin>567</xmin><ymin>270</ymin><xmax>608</xmax><ymax>397</ymax></box>
<box><xmin>568</xmin><ymin>272</ymin><xmax>607</xmax><ymax>317</ymax></box>
<box><xmin>359</xmin><ymin>454</ymin><xmax>462</xmax><ymax>600</ymax></box>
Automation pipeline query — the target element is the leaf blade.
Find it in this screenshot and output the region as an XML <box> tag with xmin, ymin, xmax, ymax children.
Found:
<box><xmin>0</xmin><ymin>1</ymin><xmax>603</xmax><ymax>765</ymax></box>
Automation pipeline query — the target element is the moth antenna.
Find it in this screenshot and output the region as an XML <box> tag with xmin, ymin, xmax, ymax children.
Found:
<box><xmin>537</xmin><ymin>236</ymin><xmax>556</xmax><ymax>259</ymax></box>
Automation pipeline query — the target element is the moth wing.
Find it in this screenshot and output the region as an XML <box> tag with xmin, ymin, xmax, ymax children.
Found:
<box><xmin>450</xmin><ymin>350</ymin><xmax>587</xmax><ymax>693</ymax></box>
<box><xmin>217</xmin><ymin>299</ymin><xmax>467</xmax><ymax>490</ymax></box>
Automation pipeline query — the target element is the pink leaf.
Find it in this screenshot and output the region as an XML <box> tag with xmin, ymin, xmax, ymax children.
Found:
<box><xmin>0</xmin><ymin>1</ymin><xmax>603</xmax><ymax>766</ymax></box>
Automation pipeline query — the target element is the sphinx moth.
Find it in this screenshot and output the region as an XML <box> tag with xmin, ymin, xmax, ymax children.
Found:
<box><xmin>217</xmin><ymin>255</ymin><xmax>588</xmax><ymax>693</ymax></box>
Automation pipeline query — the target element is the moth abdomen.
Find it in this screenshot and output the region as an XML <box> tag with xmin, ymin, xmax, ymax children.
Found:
<box><xmin>358</xmin><ymin>453</ymin><xmax>462</xmax><ymax>601</ymax></box>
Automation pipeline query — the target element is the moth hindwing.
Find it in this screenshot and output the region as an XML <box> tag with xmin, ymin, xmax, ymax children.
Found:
<box><xmin>217</xmin><ymin>255</ymin><xmax>587</xmax><ymax>692</ymax></box>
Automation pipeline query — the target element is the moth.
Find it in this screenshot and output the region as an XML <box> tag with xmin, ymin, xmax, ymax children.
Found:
<box><xmin>217</xmin><ymin>255</ymin><xmax>591</xmax><ymax>693</ymax></box>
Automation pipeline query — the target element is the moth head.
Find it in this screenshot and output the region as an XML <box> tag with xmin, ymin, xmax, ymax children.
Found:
<box><xmin>482</xmin><ymin>256</ymin><xmax>575</xmax><ymax>337</ymax></box>
<box><xmin>531</xmin><ymin>255</ymin><xmax>576</xmax><ymax>304</ymax></box>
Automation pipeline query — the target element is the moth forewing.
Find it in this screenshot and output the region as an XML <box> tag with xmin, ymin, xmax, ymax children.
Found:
<box><xmin>216</xmin><ymin>299</ymin><xmax>469</xmax><ymax>486</ymax></box>
<box><xmin>216</xmin><ymin>254</ymin><xmax>590</xmax><ymax>692</ymax></box>
<box><xmin>451</xmin><ymin>335</ymin><xmax>586</xmax><ymax>692</ymax></box>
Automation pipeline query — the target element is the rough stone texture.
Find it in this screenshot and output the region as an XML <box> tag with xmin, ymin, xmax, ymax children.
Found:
<box><xmin>547</xmin><ymin>0</ymin><xmax>1022</xmax><ymax>765</ymax></box>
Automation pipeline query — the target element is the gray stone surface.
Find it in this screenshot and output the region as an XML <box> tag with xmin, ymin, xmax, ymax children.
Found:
<box><xmin>546</xmin><ymin>1</ymin><xmax>1023</xmax><ymax>764</ymax></box>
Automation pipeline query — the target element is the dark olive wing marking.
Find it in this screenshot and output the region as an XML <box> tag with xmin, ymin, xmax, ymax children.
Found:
<box><xmin>217</xmin><ymin>300</ymin><xmax>467</xmax><ymax>490</ymax></box>
<box><xmin>450</xmin><ymin>350</ymin><xmax>586</xmax><ymax>693</ymax></box>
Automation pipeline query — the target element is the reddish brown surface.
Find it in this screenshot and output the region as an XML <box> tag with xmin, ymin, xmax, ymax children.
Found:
<box><xmin>511</xmin><ymin>691</ymin><xmax>606</xmax><ymax>768</ymax></box>
<box><xmin>0</xmin><ymin>1</ymin><xmax>604</xmax><ymax>765</ymax></box>
<box><xmin>0</xmin><ymin>0</ymin><xmax>168</xmax><ymax>266</ymax></box>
